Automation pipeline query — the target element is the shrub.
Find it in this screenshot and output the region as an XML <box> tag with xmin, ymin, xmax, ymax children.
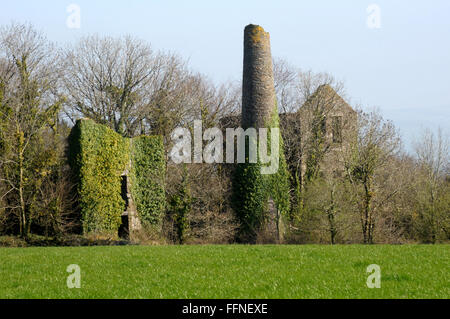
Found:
<box><xmin>167</xmin><ymin>166</ymin><xmax>192</xmax><ymax>244</ymax></box>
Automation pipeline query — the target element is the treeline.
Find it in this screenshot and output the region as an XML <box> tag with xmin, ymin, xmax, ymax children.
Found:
<box><xmin>0</xmin><ymin>23</ymin><xmax>448</xmax><ymax>244</ymax></box>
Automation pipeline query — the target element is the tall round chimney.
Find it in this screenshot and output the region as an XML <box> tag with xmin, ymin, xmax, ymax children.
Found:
<box><xmin>242</xmin><ymin>24</ymin><xmax>276</xmax><ymax>129</ymax></box>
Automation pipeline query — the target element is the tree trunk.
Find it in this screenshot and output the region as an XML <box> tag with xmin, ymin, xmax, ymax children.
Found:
<box><xmin>328</xmin><ymin>187</ymin><xmax>337</xmax><ymax>245</ymax></box>
<box><xmin>362</xmin><ymin>180</ymin><xmax>372</xmax><ymax>244</ymax></box>
<box><xmin>328</xmin><ymin>211</ymin><xmax>336</xmax><ymax>245</ymax></box>
<box><xmin>19</xmin><ymin>149</ymin><xmax>27</xmax><ymax>238</ymax></box>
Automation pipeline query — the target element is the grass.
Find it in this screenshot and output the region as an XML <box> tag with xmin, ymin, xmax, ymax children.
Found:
<box><xmin>0</xmin><ymin>245</ymin><xmax>448</xmax><ymax>299</ymax></box>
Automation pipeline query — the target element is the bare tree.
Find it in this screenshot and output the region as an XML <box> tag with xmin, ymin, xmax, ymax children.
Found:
<box><xmin>344</xmin><ymin>109</ymin><xmax>401</xmax><ymax>244</ymax></box>
<box><xmin>273</xmin><ymin>57</ymin><xmax>346</xmax><ymax>113</ymax></box>
<box><xmin>413</xmin><ymin>128</ymin><xmax>449</xmax><ymax>243</ymax></box>
<box><xmin>63</xmin><ymin>34</ymin><xmax>239</xmax><ymax>141</ymax></box>
<box><xmin>63</xmin><ymin>35</ymin><xmax>173</xmax><ymax>137</ymax></box>
<box><xmin>0</xmin><ymin>23</ymin><xmax>63</xmax><ymax>237</ymax></box>
<box><xmin>273</xmin><ymin>58</ymin><xmax>298</xmax><ymax>113</ymax></box>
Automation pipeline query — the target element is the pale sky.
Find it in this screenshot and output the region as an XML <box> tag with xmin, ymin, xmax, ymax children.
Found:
<box><xmin>1</xmin><ymin>0</ymin><xmax>449</xmax><ymax>152</ymax></box>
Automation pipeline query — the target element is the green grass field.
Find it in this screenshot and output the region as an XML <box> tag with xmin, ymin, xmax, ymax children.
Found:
<box><xmin>0</xmin><ymin>245</ymin><xmax>448</xmax><ymax>299</ymax></box>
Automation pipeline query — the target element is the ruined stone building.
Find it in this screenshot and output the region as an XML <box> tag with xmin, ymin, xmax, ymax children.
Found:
<box><xmin>221</xmin><ymin>82</ymin><xmax>357</xmax><ymax>189</ymax></box>
<box><xmin>68</xmin><ymin>24</ymin><xmax>356</xmax><ymax>242</ymax></box>
<box><xmin>281</xmin><ymin>84</ymin><xmax>357</xmax><ymax>187</ymax></box>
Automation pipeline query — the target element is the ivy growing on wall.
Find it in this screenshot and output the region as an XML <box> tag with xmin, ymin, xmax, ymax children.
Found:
<box><xmin>264</xmin><ymin>106</ymin><xmax>291</xmax><ymax>218</ymax></box>
<box><xmin>232</xmin><ymin>103</ymin><xmax>291</xmax><ymax>242</ymax></box>
<box><xmin>232</xmin><ymin>161</ymin><xmax>266</xmax><ymax>242</ymax></box>
<box><xmin>68</xmin><ymin>119</ymin><xmax>130</xmax><ymax>236</ymax></box>
<box><xmin>130</xmin><ymin>135</ymin><xmax>166</xmax><ymax>227</ymax></box>
<box><xmin>68</xmin><ymin>119</ymin><xmax>166</xmax><ymax>237</ymax></box>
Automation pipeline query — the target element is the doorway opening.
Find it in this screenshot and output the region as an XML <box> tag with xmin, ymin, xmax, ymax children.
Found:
<box><xmin>118</xmin><ymin>175</ymin><xmax>130</xmax><ymax>239</ymax></box>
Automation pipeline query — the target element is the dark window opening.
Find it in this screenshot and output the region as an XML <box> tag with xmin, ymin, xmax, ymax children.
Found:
<box><xmin>332</xmin><ymin>116</ymin><xmax>342</xmax><ymax>143</ymax></box>
<box><xmin>121</xmin><ymin>175</ymin><xmax>129</xmax><ymax>210</ymax></box>
<box><xmin>119</xmin><ymin>175</ymin><xmax>129</xmax><ymax>239</ymax></box>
